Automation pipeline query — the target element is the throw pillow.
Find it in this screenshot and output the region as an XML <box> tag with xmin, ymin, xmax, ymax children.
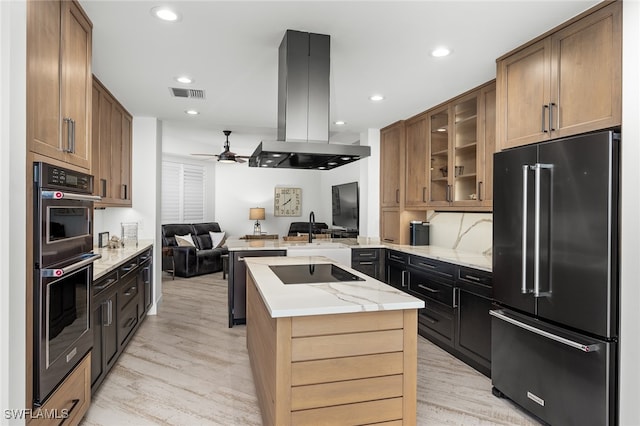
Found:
<box><xmin>175</xmin><ymin>233</ymin><xmax>195</xmax><ymax>247</ymax></box>
<box><xmin>209</xmin><ymin>231</ymin><xmax>226</xmax><ymax>248</ymax></box>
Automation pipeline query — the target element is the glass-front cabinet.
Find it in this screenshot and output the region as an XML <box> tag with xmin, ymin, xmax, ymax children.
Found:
<box><xmin>420</xmin><ymin>81</ymin><xmax>495</xmax><ymax>211</ymax></box>
<box><xmin>452</xmin><ymin>94</ymin><xmax>479</xmax><ymax>204</ymax></box>
<box><xmin>428</xmin><ymin>107</ymin><xmax>450</xmax><ymax>207</ymax></box>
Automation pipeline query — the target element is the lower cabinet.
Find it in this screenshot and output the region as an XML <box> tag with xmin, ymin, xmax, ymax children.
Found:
<box><xmin>91</xmin><ymin>247</ymin><xmax>153</xmax><ymax>393</ymax></box>
<box><xmin>351</xmin><ymin>248</ymin><xmax>383</xmax><ymax>280</ymax></box>
<box><xmin>30</xmin><ymin>354</ymin><xmax>91</xmax><ymax>426</ymax></box>
<box><xmin>228</xmin><ymin>249</ymin><xmax>286</xmax><ymax>327</ymax></box>
<box><xmin>384</xmin><ymin>250</ymin><xmax>493</xmax><ymax>377</ymax></box>
<box><xmin>385</xmin><ymin>250</ymin><xmax>409</xmax><ymax>291</ymax></box>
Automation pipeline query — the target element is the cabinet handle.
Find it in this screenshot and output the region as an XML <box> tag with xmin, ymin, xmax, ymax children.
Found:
<box><xmin>122</xmin><ymin>263</ymin><xmax>137</xmax><ymax>272</ymax></box>
<box><xmin>63</xmin><ymin>118</ymin><xmax>75</xmax><ymax>153</ymax></box>
<box><xmin>390</xmin><ymin>254</ymin><xmax>403</xmax><ymax>261</ymax></box>
<box><xmin>417</xmin><ymin>284</ymin><xmax>439</xmax><ymax>293</ymax></box>
<box><xmin>103</xmin><ymin>300</ymin><xmax>113</xmax><ymax>326</ymax></box>
<box><xmin>121</xmin><ymin>184</ymin><xmax>127</xmax><ymax>200</ymax></box>
<box><xmin>359</xmin><ymin>261</ymin><xmax>374</xmax><ymax>265</ymax></box>
<box><xmin>453</xmin><ymin>287</ymin><xmax>459</xmax><ymax>308</ymax></box>
<box><xmin>383</xmin><ymin>239</ymin><xmax>394</xmax><ymax>243</ymax></box>
<box><xmin>422</xmin><ymin>186</ymin><xmax>427</xmax><ymax>203</ymax></box>
<box><xmin>422</xmin><ymin>314</ymin><xmax>438</xmax><ymax>324</ymax></box>
<box><xmin>418</xmin><ymin>261</ymin><xmax>436</xmax><ymax>269</ymax></box>
<box><xmin>359</xmin><ymin>253</ymin><xmax>375</xmax><ymax>257</ymax></box>
<box><xmin>446</xmin><ymin>185</ymin><xmax>452</xmax><ymax>202</ymax></box>
<box><xmin>100</xmin><ymin>179</ymin><xmax>107</xmax><ymax>198</ymax></box>
<box><xmin>124</xmin><ymin>285</ymin><xmax>137</xmax><ymax>296</ymax></box>
<box><xmin>64</xmin><ymin>398</ymin><xmax>81</xmax><ymax>420</ymax></box>
<box><xmin>94</xmin><ymin>278</ymin><xmax>117</xmax><ymax>292</ymax></box>
<box><xmin>478</xmin><ymin>181</ymin><xmax>483</xmax><ymax>201</ymax></box>
<box><xmin>463</xmin><ymin>274</ymin><xmax>482</xmax><ymax>282</ymax></box>
<box><xmin>541</xmin><ymin>105</ymin><xmax>549</xmax><ymax>133</ymax></box>
<box><xmin>549</xmin><ymin>102</ymin><xmax>556</xmax><ymax>132</ymax></box>
<box><xmin>395</xmin><ymin>189</ymin><xmax>400</xmax><ymax>203</ymax></box>
<box><xmin>401</xmin><ymin>270</ymin><xmax>408</xmax><ymax>288</ymax></box>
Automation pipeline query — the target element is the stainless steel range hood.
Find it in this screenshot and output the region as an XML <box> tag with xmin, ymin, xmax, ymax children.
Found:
<box><xmin>249</xmin><ymin>30</ymin><xmax>370</xmax><ymax>170</ymax></box>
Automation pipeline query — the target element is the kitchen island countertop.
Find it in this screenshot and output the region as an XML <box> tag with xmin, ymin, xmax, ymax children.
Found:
<box><xmin>244</xmin><ymin>255</ymin><xmax>424</xmax><ymax>318</ymax></box>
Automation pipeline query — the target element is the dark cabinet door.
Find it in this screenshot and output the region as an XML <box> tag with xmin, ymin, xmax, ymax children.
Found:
<box><xmin>138</xmin><ymin>259</ymin><xmax>152</xmax><ymax>318</ymax></box>
<box><xmin>385</xmin><ymin>250</ymin><xmax>408</xmax><ymax>291</ymax></box>
<box><xmin>455</xmin><ymin>287</ymin><xmax>492</xmax><ymax>373</ymax></box>
<box><xmin>91</xmin><ymin>302</ymin><xmax>104</xmax><ymax>388</ymax></box>
<box><xmin>103</xmin><ymin>293</ymin><xmax>118</xmax><ymax>369</ymax></box>
<box><xmin>228</xmin><ymin>250</ymin><xmax>286</xmax><ymax>327</ymax></box>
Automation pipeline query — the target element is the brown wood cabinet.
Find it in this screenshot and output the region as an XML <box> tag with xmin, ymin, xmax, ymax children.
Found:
<box><xmin>380</xmin><ymin>121</ymin><xmax>404</xmax><ymax>208</ymax></box>
<box><xmin>402</xmin><ymin>81</ymin><xmax>495</xmax><ymax>212</ymax></box>
<box><xmin>27</xmin><ymin>0</ymin><xmax>92</xmax><ymax>171</ymax></box>
<box><xmin>496</xmin><ymin>1</ymin><xmax>621</xmax><ymax>150</ymax></box>
<box><xmin>29</xmin><ymin>354</ymin><xmax>91</xmax><ymax>426</ymax></box>
<box><xmin>92</xmin><ymin>76</ymin><xmax>133</xmax><ymax>207</ymax></box>
<box><xmin>404</xmin><ymin>114</ymin><xmax>428</xmax><ymax>207</ymax></box>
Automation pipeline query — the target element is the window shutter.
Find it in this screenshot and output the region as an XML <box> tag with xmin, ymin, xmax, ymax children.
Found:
<box><xmin>161</xmin><ymin>161</ymin><xmax>205</xmax><ymax>223</ymax></box>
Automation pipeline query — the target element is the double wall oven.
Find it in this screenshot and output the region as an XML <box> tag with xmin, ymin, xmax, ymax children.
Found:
<box><xmin>33</xmin><ymin>162</ymin><xmax>101</xmax><ymax>404</ymax></box>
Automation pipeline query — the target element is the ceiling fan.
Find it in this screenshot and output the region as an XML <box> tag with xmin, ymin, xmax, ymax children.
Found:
<box><xmin>191</xmin><ymin>130</ymin><xmax>251</xmax><ymax>163</ymax></box>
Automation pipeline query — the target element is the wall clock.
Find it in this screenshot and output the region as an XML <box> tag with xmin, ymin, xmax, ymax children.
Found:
<box><xmin>274</xmin><ymin>187</ymin><xmax>302</xmax><ymax>216</ymax></box>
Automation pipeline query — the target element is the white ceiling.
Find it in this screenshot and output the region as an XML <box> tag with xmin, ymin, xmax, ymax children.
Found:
<box><xmin>80</xmin><ymin>0</ymin><xmax>601</xmax><ymax>156</ymax></box>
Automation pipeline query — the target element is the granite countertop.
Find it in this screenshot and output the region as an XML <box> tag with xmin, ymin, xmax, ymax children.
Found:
<box><xmin>244</xmin><ymin>256</ymin><xmax>424</xmax><ymax>318</ymax></box>
<box><xmin>225</xmin><ymin>236</ymin><xmax>492</xmax><ymax>272</ymax></box>
<box><xmin>93</xmin><ymin>239</ymin><xmax>154</xmax><ymax>280</ymax></box>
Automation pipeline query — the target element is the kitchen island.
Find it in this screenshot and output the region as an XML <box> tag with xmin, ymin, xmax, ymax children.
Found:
<box><xmin>244</xmin><ymin>256</ymin><xmax>425</xmax><ymax>426</ymax></box>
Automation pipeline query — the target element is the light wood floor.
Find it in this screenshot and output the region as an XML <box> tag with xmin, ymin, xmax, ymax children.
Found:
<box><xmin>81</xmin><ymin>272</ymin><xmax>542</xmax><ymax>425</ymax></box>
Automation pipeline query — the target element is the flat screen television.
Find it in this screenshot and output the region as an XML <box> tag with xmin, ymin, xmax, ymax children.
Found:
<box><xmin>331</xmin><ymin>181</ymin><xmax>359</xmax><ymax>231</ymax></box>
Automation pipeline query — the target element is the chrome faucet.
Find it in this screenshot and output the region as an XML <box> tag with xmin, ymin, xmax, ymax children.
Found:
<box><xmin>308</xmin><ymin>211</ymin><xmax>315</xmax><ymax>243</ymax></box>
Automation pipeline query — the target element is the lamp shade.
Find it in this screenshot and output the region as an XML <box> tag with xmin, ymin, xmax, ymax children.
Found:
<box><xmin>249</xmin><ymin>207</ymin><xmax>265</xmax><ymax>220</ymax></box>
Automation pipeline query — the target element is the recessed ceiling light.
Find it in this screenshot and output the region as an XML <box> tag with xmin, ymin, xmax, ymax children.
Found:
<box><xmin>369</xmin><ymin>94</ymin><xmax>384</xmax><ymax>102</ymax></box>
<box><xmin>151</xmin><ymin>6</ymin><xmax>180</xmax><ymax>22</ymax></box>
<box><xmin>431</xmin><ymin>47</ymin><xmax>451</xmax><ymax>57</ymax></box>
<box><xmin>185</xmin><ymin>109</ymin><xmax>199</xmax><ymax>115</ymax></box>
<box><xmin>334</xmin><ymin>120</ymin><xmax>346</xmax><ymax>125</ymax></box>
<box><xmin>175</xmin><ymin>76</ymin><xmax>193</xmax><ymax>84</ymax></box>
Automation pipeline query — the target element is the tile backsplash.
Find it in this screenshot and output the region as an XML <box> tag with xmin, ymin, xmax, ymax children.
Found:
<box><xmin>425</xmin><ymin>211</ymin><xmax>492</xmax><ymax>256</ymax></box>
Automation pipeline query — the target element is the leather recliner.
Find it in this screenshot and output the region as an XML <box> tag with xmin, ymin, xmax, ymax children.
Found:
<box><xmin>161</xmin><ymin>222</ymin><xmax>228</xmax><ymax>278</ymax></box>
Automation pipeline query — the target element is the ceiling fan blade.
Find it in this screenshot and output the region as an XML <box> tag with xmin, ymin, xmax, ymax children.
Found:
<box><xmin>191</xmin><ymin>153</ymin><xmax>218</xmax><ymax>157</ymax></box>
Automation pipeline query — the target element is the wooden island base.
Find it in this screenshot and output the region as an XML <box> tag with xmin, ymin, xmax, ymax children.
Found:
<box><xmin>246</xmin><ymin>274</ymin><xmax>418</xmax><ymax>426</ymax></box>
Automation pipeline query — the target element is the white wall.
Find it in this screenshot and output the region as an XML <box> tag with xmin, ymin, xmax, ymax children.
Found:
<box><xmin>0</xmin><ymin>0</ymin><xmax>26</xmax><ymax>421</ymax></box>
<box><xmin>93</xmin><ymin>118</ymin><xmax>164</xmax><ymax>314</ymax></box>
<box><xmin>619</xmin><ymin>1</ymin><xmax>640</xmax><ymax>423</ymax></box>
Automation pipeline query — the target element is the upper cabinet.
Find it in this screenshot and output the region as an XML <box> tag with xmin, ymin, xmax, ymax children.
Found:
<box><xmin>92</xmin><ymin>77</ymin><xmax>133</xmax><ymax>207</ymax></box>
<box><xmin>27</xmin><ymin>0</ymin><xmax>93</xmax><ymax>170</ymax></box>
<box><xmin>380</xmin><ymin>121</ymin><xmax>405</xmax><ymax>208</ymax></box>
<box><xmin>497</xmin><ymin>1</ymin><xmax>621</xmax><ymax>150</ymax></box>
<box><xmin>403</xmin><ymin>81</ymin><xmax>496</xmax><ymax>212</ymax></box>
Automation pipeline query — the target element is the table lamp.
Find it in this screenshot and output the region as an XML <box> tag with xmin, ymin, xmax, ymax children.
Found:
<box><xmin>249</xmin><ymin>207</ymin><xmax>265</xmax><ymax>235</ymax></box>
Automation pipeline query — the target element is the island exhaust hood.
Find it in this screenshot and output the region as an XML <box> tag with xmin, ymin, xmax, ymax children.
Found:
<box><xmin>249</xmin><ymin>30</ymin><xmax>370</xmax><ymax>170</ymax></box>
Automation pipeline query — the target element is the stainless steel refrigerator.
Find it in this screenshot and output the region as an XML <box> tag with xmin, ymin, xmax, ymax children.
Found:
<box><xmin>491</xmin><ymin>130</ymin><xmax>619</xmax><ymax>425</ymax></box>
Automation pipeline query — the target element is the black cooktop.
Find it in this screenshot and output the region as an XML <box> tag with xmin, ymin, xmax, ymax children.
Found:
<box><xmin>269</xmin><ymin>264</ymin><xmax>365</xmax><ymax>285</ymax></box>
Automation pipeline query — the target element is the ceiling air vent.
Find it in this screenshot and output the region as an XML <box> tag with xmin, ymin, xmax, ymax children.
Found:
<box><xmin>169</xmin><ymin>87</ymin><xmax>206</xmax><ymax>99</ymax></box>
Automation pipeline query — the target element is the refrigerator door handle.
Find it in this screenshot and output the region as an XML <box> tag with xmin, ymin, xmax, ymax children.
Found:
<box><xmin>521</xmin><ymin>165</ymin><xmax>530</xmax><ymax>294</ymax></box>
<box><xmin>489</xmin><ymin>310</ymin><xmax>602</xmax><ymax>353</ymax></box>
<box><xmin>534</xmin><ymin>163</ymin><xmax>553</xmax><ymax>297</ymax></box>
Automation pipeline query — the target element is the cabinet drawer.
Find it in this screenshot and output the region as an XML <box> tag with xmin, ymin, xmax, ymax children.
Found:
<box><xmin>118</xmin><ymin>258</ymin><xmax>138</xmax><ymax>278</ymax></box>
<box><xmin>93</xmin><ymin>269</ymin><xmax>118</xmax><ymax>297</ymax></box>
<box><xmin>418</xmin><ymin>301</ymin><xmax>454</xmax><ymax>343</ymax></box>
<box><xmin>31</xmin><ymin>353</ymin><xmax>91</xmax><ymax>426</ymax></box>
<box><xmin>352</xmin><ymin>261</ymin><xmax>378</xmax><ymax>279</ymax></box>
<box><xmin>352</xmin><ymin>248</ymin><xmax>379</xmax><ymax>261</ymax></box>
<box><xmin>408</xmin><ymin>255</ymin><xmax>454</xmax><ymax>278</ymax></box>
<box><xmin>119</xmin><ymin>301</ymin><xmax>139</xmax><ymax>346</ymax></box>
<box><xmin>409</xmin><ymin>270</ymin><xmax>454</xmax><ymax>306</ymax></box>
<box><xmin>457</xmin><ymin>266</ymin><xmax>492</xmax><ymax>287</ymax></box>
<box><xmin>137</xmin><ymin>248</ymin><xmax>153</xmax><ymax>263</ymax></box>
<box><xmin>386</xmin><ymin>250</ymin><xmax>408</xmax><ymax>264</ymax></box>
<box><xmin>118</xmin><ymin>278</ymin><xmax>139</xmax><ymax>311</ymax></box>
